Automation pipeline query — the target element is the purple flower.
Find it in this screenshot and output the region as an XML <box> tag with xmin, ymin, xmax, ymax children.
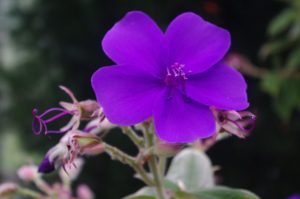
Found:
<box><xmin>92</xmin><ymin>11</ymin><xmax>249</xmax><ymax>143</ymax></box>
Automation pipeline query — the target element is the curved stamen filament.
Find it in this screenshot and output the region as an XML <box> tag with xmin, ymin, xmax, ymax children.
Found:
<box><xmin>32</xmin><ymin>108</ymin><xmax>75</xmax><ymax>135</ymax></box>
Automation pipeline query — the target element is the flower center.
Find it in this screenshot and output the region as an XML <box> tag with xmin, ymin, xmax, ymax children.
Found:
<box><xmin>164</xmin><ymin>62</ymin><xmax>188</xmax><ymax>87</ymax></box>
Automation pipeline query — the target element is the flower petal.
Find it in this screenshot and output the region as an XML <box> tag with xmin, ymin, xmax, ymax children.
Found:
<box><xmin>102</xmin><ymin>11</ymin><xmax>165</xmax><ymax>78</ymax></box>
<box><xmin>166</xmin><ymin>12</ymin><xmax>230</xmax><ymax>74</ymax></box>
<box><xmin>186</xmin><ymin>63</ymin><xmax>249</xmax><ymax>110</ymax></box>
<box><xmin>91</xmin><ymin>65</ymin><xmax>164</xmax><ymax>125</ymax></box>
<box><xmin>153</xmin><ymin>90</ymin><xmax>216</xmax><ymax>143</ymax></box>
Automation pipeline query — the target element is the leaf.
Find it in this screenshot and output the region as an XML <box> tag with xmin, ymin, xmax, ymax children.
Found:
<box><xmin>267</xmin><ymin>8</ymin><xmax>295</xmax><ymax>37</ymax></box>
<box><xmin>190</xmin><ymin>186</ymin><xmax>260</xmax><ymax>199</ymax></box>
<box><xmin>261</xmin><ymin>72</ymin><xmax>282</xmax><ymax>96</ymax></box>
<box><xmin>123</xmin><ymin>187</ymin><xmax>156</xmax><ymax>199</ymax></box>
<box><xmin>173</xmin><ymin>191</ymin><xmax>198</xmax><ymax>199</ymax></box>
<box><xmin>164</xmin><ymin>178</ymin><xmax>180</xmax><ymax>192</ymax></box>
<box><xmin>166</xmin><ymin>148</ymin><xmax>214</xmax><ymax>192</ymax></box>
<box><xmin>273</xmin><ymin>78</ymin><xmax>300</xmax><ymax>121</ymax></box>
<box><xmin>259</xmin><ymin>40</ymin><xmax>290</xmax><ymax>59</ymax></box>
<box><xmin>286</xmin><ymin>44</ymin><xmax>300</xmax><ymax>69</ymax></box>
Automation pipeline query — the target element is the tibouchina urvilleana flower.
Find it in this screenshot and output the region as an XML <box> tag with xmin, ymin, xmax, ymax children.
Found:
<box><xmin>92</xmin><ymin>11</ymin><xmax>249</xmax><ymax>143</ymax></box>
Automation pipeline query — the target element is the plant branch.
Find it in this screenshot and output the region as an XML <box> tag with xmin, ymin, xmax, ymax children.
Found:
<box><xmin>103</xmin><ymin>142</ymin><xmax>154</xmax><ymax>186</ymax></box>
<box><xmin>143</xmin><ymin>124</ymin><xmax>167</xmax><ymax>199</ymax></box>
<box><xmin>121</xmin><ymin>126</ymin><xmax>144</xmax><ymax>148</ymax></box>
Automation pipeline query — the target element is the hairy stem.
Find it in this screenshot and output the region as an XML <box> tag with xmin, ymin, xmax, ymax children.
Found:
<box><xmin>103</xmin><ymin>142</ymin><xmax>154</xmax><ymax>186</ymax></box>
<box><xmin>121</xmin><ymin>126</ymin><xmax>144</xmax><ymax>148</ymax></box>
<box><xmin>159</xmin><ymin>156</ymin><xmax>167</xmax><ymax>176</ymax></box>
<box><xmin>144</xmin><ymin>125</ymin><xmax>167</xmax><ymax>199</ymax></box>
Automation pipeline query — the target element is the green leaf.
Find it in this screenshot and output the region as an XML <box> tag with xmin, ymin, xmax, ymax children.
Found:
<box><xmin>173</xmin><ymin>191</ymin><xmax>198</xmax><ymax>199</ymax></box>
<box><xmin>166</xmin><ymin>148</ymin><xmax>214</xmax><ymax>192</ymax></box>
<box><xmin>267</xmin><ymin>8</ymin><xmax>295</xmax><ymax>37</ymax></box>
<box><xmin>164</xmin><ymin>178</ymin><xmax>181</xmax><ymax>192</ymax></box>
<box><xmin>259</xmin><ymin>39</ymin><xmax>291</xmax><ymax>59</ymax></box>
<box><xmin>286</xmin><ymin>44</ymin><xmax>300</xmax><ymax>69</ymax></box>
<box><xmin>123</xmin><ymin>187</ymin><xmax>156</xmax><ymax>199</ymax></box>
<box><xmin>261</xmin><ymin>72</ymin><xmax>282</xmax><ymax>96</ymax></box>
<box><xmin>190</xmin><ymin>186</ymin><xmax>260</xmax><ymax>199</ymax></box>
<box><xmin>273</xmin><ymin>78</ymin><xmax>300</xmax><ymax>121</ymax></box>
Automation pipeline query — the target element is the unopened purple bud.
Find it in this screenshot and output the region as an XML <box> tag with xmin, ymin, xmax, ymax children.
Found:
<box><xmin>38</xmin><ymin>155</ymin><xmax>55</xmax><ymax>173</ymax></box>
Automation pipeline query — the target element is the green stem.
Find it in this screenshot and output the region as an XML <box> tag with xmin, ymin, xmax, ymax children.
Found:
<box><xmin>104</xmin><ymin>143</ymin><xmax>135</xmax><ymax>165</ymax></box>
<box><xmin>103</xmin><ymin>142</ymin><xmax>154</xmax><ymax>186</ymax></box>
<box><xmin>121</xmin><ymin>126</ymin><xmax>144</xmax><ymax>148</ymax></box>
<box><xmin>18</xmin><ymin>188</ymin><xmax>43</xmax><ymax>199</ymax></box>
<box><xmin>159</xmin><ymin>156</ymin><xmax>167</xmax><ymax>176</ymax></box>
<box><xmin>144</xmin><ymin>125</ymin><xmax>167</xmax><ymax>199</ymax></box>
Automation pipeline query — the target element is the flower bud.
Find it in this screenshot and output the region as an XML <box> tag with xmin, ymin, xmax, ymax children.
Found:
<box><xmin>0</xmin><ymin>183</ymin><xmax>19</xmax><ymax>197</ymax></box>
<box><xmin>154</xmin><ymin>140</ymin><xmax>183</xmax><ymax>157</ymax></box>
<box><xmin>70</xmin><ymin>132</ymin><xmax>105</xmax><ymax>155</ymax></box>
<box><xmin>212</xmin><ymin>108</ymin><xmax>256</xmax><ymax>138</ymax></box>
<box><xmin>78</xmin><ymin>100</ymin><xmax>101</xmax><ymax>120</ymax></box>
<box><xmin>77</xmin><ymin>184</ymin><xmax>94</xmax><ymax>199</ymax></box>
<box><xmin>17</xmin><ymin>165</ymin><xmax>39</xmax><ymax>182</ymax></box>
<box><xmin>38</xmin><ymin>143</ymin><xmax>68</xmax><ymax>173</ymax></box>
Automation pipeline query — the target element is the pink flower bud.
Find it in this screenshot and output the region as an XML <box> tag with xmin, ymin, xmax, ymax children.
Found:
<box><xmin>17</xmin><ymin>165</ymin><xmax>39</xmax><ymax>182</ymax></box>
<box><xmin>0</xmin><ymin>183</ymin><xmax>19</xmax><ymax>197</ymax></box>
<box><xmin>77</xmin><ymin>184</ymin><xmax>94</xmax><ymax>199</ymax></box>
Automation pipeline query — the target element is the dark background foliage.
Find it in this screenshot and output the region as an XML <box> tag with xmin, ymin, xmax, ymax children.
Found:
<box><xmin>0</xmin><ymin>0</ymin><xmax>299</xmax><ymax>199</ymax></box>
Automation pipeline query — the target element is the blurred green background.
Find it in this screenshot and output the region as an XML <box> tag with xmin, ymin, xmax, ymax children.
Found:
<box><xmin>0</xmin><ymin>0</ymin><xmax>300</xmax><ymax>198</ymax></box>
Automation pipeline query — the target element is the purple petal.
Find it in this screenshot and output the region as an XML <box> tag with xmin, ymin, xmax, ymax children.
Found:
<box><xmin>91</xmin><ymin>65</ymin><xmax>165</xmax><ymax>125</ymax></box>
<box><xmin>102</xmin><ymin>11</ymin><xmax>165</xmax><ymax>78</ymax></box>
<box><xmin>186</xmin><ymin>63</ymin><xmax>249</xmax><ymax>110</ymax></box>
<box><xmin>165</xmin><ymin>12</ymin><xmax>230</xmax><ymax>74</ymax></box>
<box><xmin>153</xmin><ymin>89</ymin><xmax>216</xmax><ymax>143</ymax></box>
<box><xmin>38</xmin><ymin>156</ymin><xmax>55</xmax><ymax>173</ymax></box>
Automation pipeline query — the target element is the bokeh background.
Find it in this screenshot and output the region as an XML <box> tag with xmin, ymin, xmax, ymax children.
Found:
<box><xmin>0</xmin><ymin>0</ymin><xmax>300</xmax><ymax>198</ymax></box>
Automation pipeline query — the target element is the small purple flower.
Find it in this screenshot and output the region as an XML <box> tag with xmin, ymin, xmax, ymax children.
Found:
<box><xmin>92</xmin><ymin>11</ymin><xmax>249</xmax><ymax>142</ymax></box>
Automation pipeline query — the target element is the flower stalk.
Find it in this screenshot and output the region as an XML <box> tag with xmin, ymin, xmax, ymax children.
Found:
<box><xmin>103</xmin><ymin>142</ymin><xmax>154</xmax><ymax>186</ymax></box>
<box><xmin>143</xmin><ymin>124</ymin><xmax>167</xmax><ymax>199</ymax></box>
<box><xmin>121</xmin><ymin>126</ymin><xmax>144</xmax><ymax>148</ymax></box>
